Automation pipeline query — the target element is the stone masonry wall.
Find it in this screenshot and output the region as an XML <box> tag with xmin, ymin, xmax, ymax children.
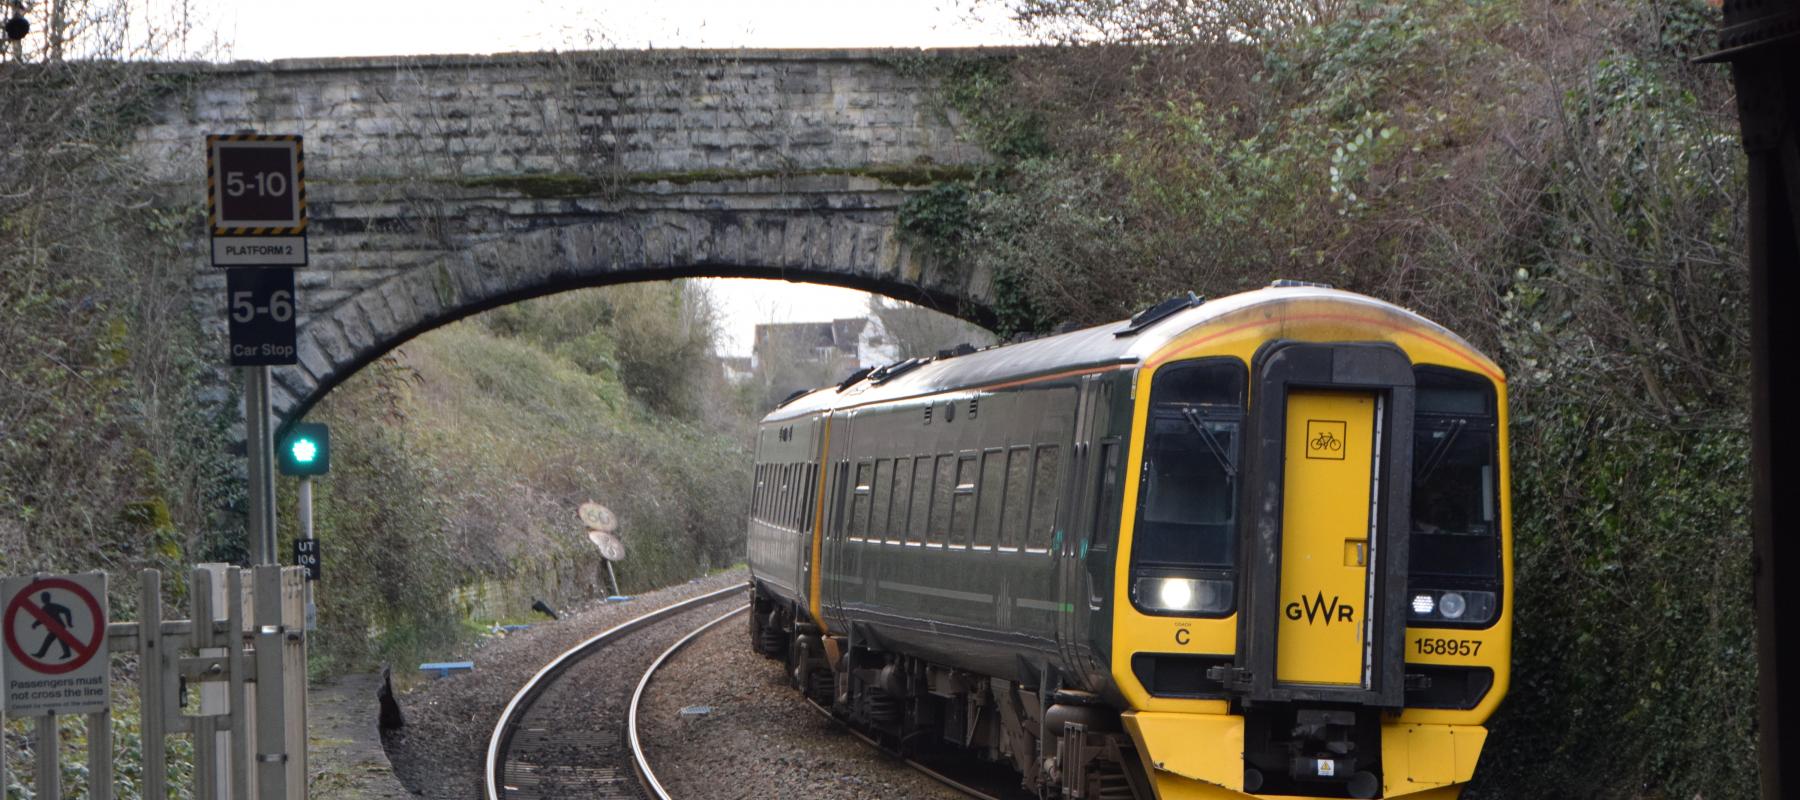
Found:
<box><xmin>128</xmin><ymin>49</ymin><xmax>1004</xmax><ymax>422</ymax></box>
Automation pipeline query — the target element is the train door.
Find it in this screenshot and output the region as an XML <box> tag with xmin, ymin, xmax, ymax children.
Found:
<box><xmin>820</xmin><ymin>411</ymin><xmax>854</xmax><ymax>630</ymax></box>
<box><xmin>1275</xmin><ymin>390</ymin><xmax>1377</xmax><ymax>686</ymax></box>
<box><xmin>1234</xmin><ymin>342</ymin><xmax>1415</xmax><ymax>707</ymax></box>
<box><xmin>1057</xmin><ymin>375</ymin><xmax>1117</xmax><ymax>691</ymax></box>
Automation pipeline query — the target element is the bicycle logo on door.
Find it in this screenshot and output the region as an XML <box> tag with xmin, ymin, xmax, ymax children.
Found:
<box><xmin>1305</xmin><ymin>420</ymin><xmax>1348</xmax><ymax>460</ymax></box>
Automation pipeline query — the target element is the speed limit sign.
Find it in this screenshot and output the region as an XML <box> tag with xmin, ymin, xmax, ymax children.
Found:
<box><xmin>207</xmin><ymin>134</ymin><xmax>307</xmax><ymax>267</ymax></box>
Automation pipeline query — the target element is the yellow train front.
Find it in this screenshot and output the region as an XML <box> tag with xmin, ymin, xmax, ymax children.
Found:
<box><xmin>746</xmin><ymin>283</ymin><xmax>1511</xmax><ymax>800</ymax></box>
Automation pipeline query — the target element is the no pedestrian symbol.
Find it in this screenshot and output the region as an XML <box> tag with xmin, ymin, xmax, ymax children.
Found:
<box><xmin>2</xmin><ymin>573</ymin><xmax>110</xmax><ymax>715</ymax></box>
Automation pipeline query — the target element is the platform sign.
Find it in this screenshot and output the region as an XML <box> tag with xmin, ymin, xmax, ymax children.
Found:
<box><xmin>2</xmin><ymin>572</ymin><xmax>109</xmax><ymax>715</ymax></box>
<box><xmin>208</xmin><ymin>134</ymin><xmax>307</xmax><ymax>267</ymax></box>
<box><xmin>226</xmin><ymin>267</ymin><xmax>297</xmax><ymax>366</ymax></box>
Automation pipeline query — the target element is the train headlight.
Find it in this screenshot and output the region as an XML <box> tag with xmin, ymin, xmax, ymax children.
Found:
<box><xmin>1406</xmin><ymin>588</ymin><xmax>1497</xmax><ymax>625</ymax></box>
<box><xmin>1411</xmin><ymin>594</ymin><xmax>1435</xmax><ymax>615</ymax></box>
<box><xmin>1439</xmin><ymin>592</ymin><xmax>1468</xmax><ymax>619</ymax></box>
<box><xmin>1135</xmin><ymin>577</ymin><xmax>1233</xmax><ymax>614</ymax></box>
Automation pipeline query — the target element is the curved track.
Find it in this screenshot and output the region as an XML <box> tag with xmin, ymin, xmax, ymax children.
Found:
<box><xmin>484</xmin><ymin>585</ymin><xmax>743</xmax><ymax>800</ymax></box>
<box><xmin>627</xmin><ymin>605</ymin><xmax>750</xmax><ymax>800</ymax></box>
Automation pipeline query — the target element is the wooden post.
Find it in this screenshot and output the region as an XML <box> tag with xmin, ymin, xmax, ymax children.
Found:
<box><xmin>35</xmin><ymin>715</ymin><xmax>59</xmax><ymax>799</ymax></box>
<box><xmin>88</xmin><ymin>708</ymin><xmax>113</xmax><ymax>800</ymax></box>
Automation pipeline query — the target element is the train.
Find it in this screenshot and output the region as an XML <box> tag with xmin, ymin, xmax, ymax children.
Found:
<box><xmin>745</xmin><ymin>283</ymin><xmax>1511</xmax><ymax>800</ymax></box>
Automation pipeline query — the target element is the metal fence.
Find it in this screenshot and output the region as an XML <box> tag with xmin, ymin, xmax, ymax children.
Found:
<box><xmin>2</xmin><ymin>565</ymin><xmax>307</xmax><ymax>800</ymax></box>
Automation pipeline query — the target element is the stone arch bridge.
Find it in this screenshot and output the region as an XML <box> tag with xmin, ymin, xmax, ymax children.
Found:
<box><xmin>131</xmin><ymin>49</ymin><xmax>1006</xmax><ymax>424</ymax></box>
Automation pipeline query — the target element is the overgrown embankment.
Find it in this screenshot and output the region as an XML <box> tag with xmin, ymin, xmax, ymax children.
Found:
<box><xmin>290</xmin><ymin>284</ymin><xmax>754</xmax><ymax>675</ymax></box>
<box><xmin>2</xmin><ymin>63</ymin><xmax>754</xmax><ymax>680</ymax></box>
<box><xmin>924</xmin><ymin>1</ymin><xmax>1752</xmax><ymax>796</ymax></box>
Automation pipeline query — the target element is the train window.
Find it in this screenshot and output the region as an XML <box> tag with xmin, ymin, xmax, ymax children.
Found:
<box><xmin>785</xmin><ymin>463</ymin><xmax>797</xmax><ymax>529</ymax></box>
<box><xmin>951</xmin><ymin>454</ymin><xmax>979</xmax><ymax>548</ymax></box>
<box><xmin>796</xmin><ymin>464</ymin><xmax>809</xmax><ymax>531</ymax></box>
<box><xmin>1027</xmin><ymin>445</ymin><xmax>1061</xmax><ymax>553</ymax></box>
<box><xmin>751</xmin><ymin>464</ymin><xmax>761</xmax><ymax>523</ymax></box>
<box><xmin>871</xmin><ymin>459</ymin><xmax>893</xmax><ymax>542</ymax></box>
<box><xmin>1132</xmin><ymin>360</ymin><xmax>1243</xmax><ymax>567</ymax></box>
<box><xmin>774</xmin><ymin>464</ymin><xmax>786</xmax><ymax>527</ymax></box>
<box><xmin>976</xmin><ymin>449</ymin><xmax>1007</xmax><ymax>549</ymax></box>
<box><xmin>1088</xmin><ymin>440</ymin><xmax>1124</xmax><ymax>606</ymax></box>
<box><xmin>1000</xmin><ymin>447</ymin><xmax>1031</xmax><ymax>550</ymax></box>
<box><xmin>908</xmin><ymin>456</ymin><xmax>933</xmax><ymax>544</ymax></box>
<box><xmin>888</xmin><ymin>457</ymin><xmax>912</xmax><ymax>543</ymax></box>
<box><xmin>1092</xmin><ymin>440</ymin><xmax>1123</xmax><ymax>552</ymax></box>
<box><xmin>850</xmin><ymin>461</ymin><xmax>873</xmax><ymax>540</ymax></box>
<box><xmin>929</xmin><ymin>454</ymin><xmax>955</xmax><ymax>546</ymax></box>
<box><xmin>1411</xmin><ymin>368</ymin><xmax>1501</xmax><ymax>581</ymax></box>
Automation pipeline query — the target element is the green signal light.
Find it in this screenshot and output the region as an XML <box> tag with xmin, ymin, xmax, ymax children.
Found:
<box><xmin>278</xmin><ymin>423</ymin><xmax>330</xmax><ymax>476</ymax></box>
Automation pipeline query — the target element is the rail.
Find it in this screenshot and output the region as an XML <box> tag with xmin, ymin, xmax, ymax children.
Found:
<box><xmin>482</xmin><ymin>583</ymin><xmax>745</xmax><ymax>800</ymax></box>
<box><xmin>627</xmin><ymin>604</ymin><xmax>752</xmax><ymax>800</ymax></box>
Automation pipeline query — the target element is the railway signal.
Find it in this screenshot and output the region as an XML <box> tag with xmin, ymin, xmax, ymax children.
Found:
<box><xmin>278</xmin><ymin>423</ymin><xmax>330</xmax><ymax>477</ymax></box>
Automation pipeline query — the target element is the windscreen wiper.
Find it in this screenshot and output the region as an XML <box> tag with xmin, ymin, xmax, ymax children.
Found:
<box><xmin>1180</xmin><ymin>407</ymin><xmax>1237</xmax><ymax>479</ymax></box>
<box><xmin>1415</xmin><ymin>417</ymin><xmax>1467</xmax><ymax>485</ymax></box>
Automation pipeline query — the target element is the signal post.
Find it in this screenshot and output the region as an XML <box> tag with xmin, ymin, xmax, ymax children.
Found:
<box><xmin>207</xmin><ymin>133</ymin><xmax>307</xmax><ymax>565</ymax></box>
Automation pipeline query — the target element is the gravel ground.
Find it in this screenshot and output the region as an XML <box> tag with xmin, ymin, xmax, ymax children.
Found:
<box><xmin>382</xmin><ymin>570</ymin><xmax>748</xmax><ymax>799</ymax></box>
<box><xmin>636</xmin><ymin>613</ymin><xmax>965</xmax><ymax>800</ymax></box>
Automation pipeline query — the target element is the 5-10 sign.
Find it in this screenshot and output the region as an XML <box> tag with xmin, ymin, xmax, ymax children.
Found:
<box><xmin>208</xmin><ymin>134</ymin><xmax>307</xmax><ymax>267</ymax></box>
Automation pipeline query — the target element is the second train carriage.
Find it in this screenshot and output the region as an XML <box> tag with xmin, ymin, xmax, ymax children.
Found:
<box><xmin>746</xmin><ymin>283</ymin><xmax>1512</xmax><ymax>800</ymax></box>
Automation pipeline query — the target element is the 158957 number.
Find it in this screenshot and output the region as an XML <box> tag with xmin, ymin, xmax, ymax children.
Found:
<box><xmin>1413</xmin><ymin>637</ymin><xmax>1482</xmax><ymax>657</ymax></box>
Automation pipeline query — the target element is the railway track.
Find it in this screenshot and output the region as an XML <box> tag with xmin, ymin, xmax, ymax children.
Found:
<box><xmin>483</xmin><ymin>584</ymin><xmax>743</xmax><ymax>800</ymax></box>
<box><xmin>488</xmin><ymin>583</ymin><xmax>1004</xmax><ymax>800</ymax></box>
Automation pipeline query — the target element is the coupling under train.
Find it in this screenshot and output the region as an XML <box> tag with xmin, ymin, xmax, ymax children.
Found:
<box><xmin>746</xmin><ymin>283</ymin><xmax>1511</xmax><ymax>800</ymax></box>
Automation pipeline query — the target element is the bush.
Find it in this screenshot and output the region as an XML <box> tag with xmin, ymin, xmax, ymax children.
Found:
<box><xmin>957</xmin><ymin>1</ymin><xmax>1751</xmax><ymax>795</ymax></box>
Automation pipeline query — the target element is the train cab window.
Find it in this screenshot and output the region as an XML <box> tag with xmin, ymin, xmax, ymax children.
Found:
<box><xmin>1409</xmin><ymin>367</ymin><xmax>1503</xmax><ymax>627</ymax></box>
<box><xmin>908</xmin><ymin>456</ymin><xmax>933</xmax><ymax>544</ymax></box>
<box><xmin>976</xmin><ymin>449</ymin><xmax>1006</xmax><ymax>550</ymax></box>
<box><xmin>1000</xmin><ymin>447</ymin><xmax>1031</xmax><ymax>551</ymax></box>
<box><xmin>1027</xmin><ymin>444</ymin><xmax>1061</xmax><ymax>553</ymax></box>
<box><xmin>1129</xmin><ymin>359</ymin><xmax>1245</xmax><ymax>617</ymax></box>
<box><xmin>871</xmin><ymin>459</ymin><xmax>893</xmax><ymax>542</ymax></box>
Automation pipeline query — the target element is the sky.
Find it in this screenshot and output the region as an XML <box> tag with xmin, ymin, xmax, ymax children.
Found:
<box><xmin>206</xmin><ymin>0</ymin><xmax>1027</xmax><ymax>357</ymax></box>
<box><xmin>219</xmin><ymin>0</ymin><xmax>1029</xmax><ymax>60</ymax></box>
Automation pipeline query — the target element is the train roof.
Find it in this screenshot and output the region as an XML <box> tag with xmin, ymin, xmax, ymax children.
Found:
<box><xmin>761</xmin><ymin>284</ymin><xmax>1488</xmax><ymax>422</ymax></box>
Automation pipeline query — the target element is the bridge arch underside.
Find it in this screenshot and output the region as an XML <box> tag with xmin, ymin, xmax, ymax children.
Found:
<box><xmin>269</xmin><ymin>208</ymin><xmax>994</xmax><ymax>427</ymax></box>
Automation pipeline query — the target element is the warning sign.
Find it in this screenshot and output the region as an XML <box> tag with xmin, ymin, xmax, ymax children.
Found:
<box><xmin>2</xmin><ymin>573</ymin><xmax>109</xmax><ymax>715</ymax></box>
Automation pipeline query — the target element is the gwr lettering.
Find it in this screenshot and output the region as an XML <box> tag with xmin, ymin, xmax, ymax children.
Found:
<box><xmin>1285</xmin><ymin>592</ymin><xmax>1355</xmax><ymax>625</ymax></box>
